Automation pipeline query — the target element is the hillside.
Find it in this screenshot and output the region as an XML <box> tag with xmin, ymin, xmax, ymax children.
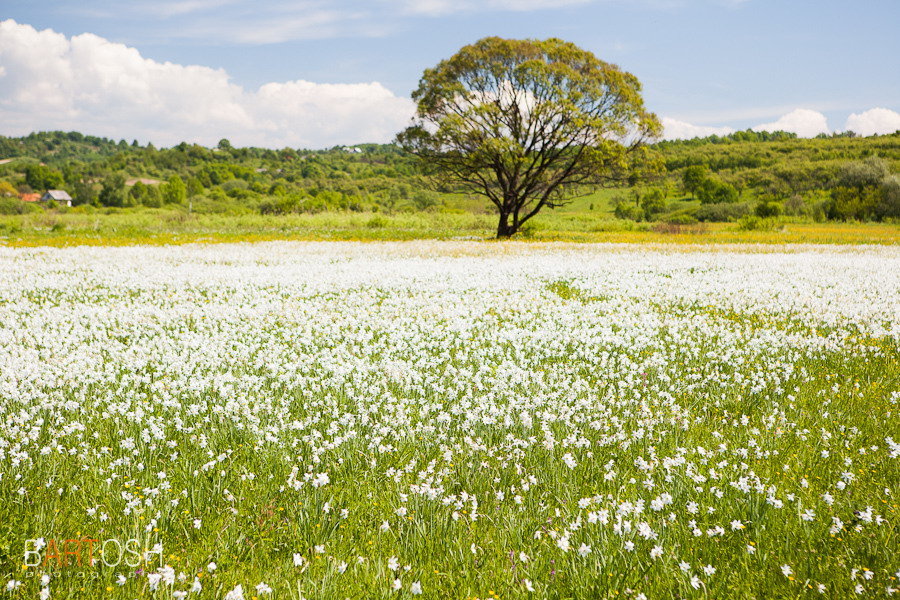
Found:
<box><xmin>1</xmin><ymin>130</ymin><xmax>898</xmax><ymax>225</ymax></box>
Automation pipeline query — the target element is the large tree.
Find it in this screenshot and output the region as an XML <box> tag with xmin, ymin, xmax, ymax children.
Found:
<box><xmin>397</xmin><ymin>37</ymin><xmax>661</xmax><ymax>237</ymax></box>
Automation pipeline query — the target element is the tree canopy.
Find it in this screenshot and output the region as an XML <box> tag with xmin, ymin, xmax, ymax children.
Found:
<box><xmin>397</xmin><ymin>37</ymin><xmax>661</xmax><ymax>236</ymax></box>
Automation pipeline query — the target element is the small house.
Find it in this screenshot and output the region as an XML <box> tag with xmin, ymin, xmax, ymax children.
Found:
<box><xmin>41</xmin><ymin>190</ymin><xmax>73</xmax><ymax>207</ymax></box>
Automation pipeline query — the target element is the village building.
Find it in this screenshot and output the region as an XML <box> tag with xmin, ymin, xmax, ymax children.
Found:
<box><xmin>41</xmin><ymin>190</ymin><xmax>73</xmax><ymax>207</ymax></box>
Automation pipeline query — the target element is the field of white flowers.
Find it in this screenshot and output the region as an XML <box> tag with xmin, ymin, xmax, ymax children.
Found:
<box><xmin>0</xmin><ymin>242</ymin><xmax>898</xmax><ymax>599</ymax></box>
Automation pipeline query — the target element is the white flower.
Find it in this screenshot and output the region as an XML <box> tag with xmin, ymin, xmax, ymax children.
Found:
<box><xmin>577</xmin><ymin>543</ymin><xmax>591</xmax><ymax>557</ymax></box>
<box><xmin>193</xmin><ymin>518</ymin><xmax>202</xmax><ymax>529</ymax></box>
<box><xmin>312</xmin><ymin>472</ymin><xmax>330</xmax><ymax>488</ymax></box>
<box><xmin>293</xmin><ymin>554</ymin><xmax>306</xmax><ymax>567</ymax></box>
<box><xmin>730</xmin><ymin>520</ymin><xmax>745</xmax><ymax>530</ymax></box>
<box><xmin>650</xmin><ymin>545</ymin><xmax>663</xmax><ymax>559</ymax></box>
<box><xmin>388</xmin><ymin>556</ymin><xmax>399</xmax><ymax>571</ymax></box>
<box><xmin>411</xmin><ymin>581</ymin><xmax>422</xmax><ymax>595</ymax></box>
<box><xmin>392</xmin><ymin>578</ymin><xmax>402</xmax><ymax>591</ymax></box>
<box><xmin>224</xmin><ymin>584</ymin><xmax>244</xmax><ymax>600</ymax></box>
<box><xmin>690</xmin><ymin>576</ymin><xmax>701</xmax><ymax>589</ymax></box>
<box><xmin>255</xmin><ymin>583</ymin><xmax>272</xmax><ymax>595</ymax></box>
<box><xmin>524</xmin><ymin>579</ymin><xmax>535</xmax><ymax>592</ymax></box>
<box><xmin>336</xmin><ymin>562</ymin><xmax>347</xmax><ymax>574</ymax></box>
<box><xmin>562</xmin><ymin>453</ymin><xmax>577</xmax><ymax>469</ymax></box>
<box><xmin>781</xmin><ymin>565</ymin><xmax>793</xmax><ymax>577</ymax></box>
<box><xmin>148</xmin><ymin>573</ymin><xmax>162</xmax><ymax>591</ymax></box>
<box><xmin>703</xmin><ymin>565</ymin><xmax>715</xmax><ymax>576</ymax></box>
<box><xmin>207</xmin><ymin>562</ymin><xmax>217</xmax><ymax>572</ymax></box>
<box><xmin>679</xmin><ymin>561</ymin><xmax>691</xmax><ymax>572</ymax></box>
<box><xmin>6</xmin><ymin>581</ymin><xmax>21</xmax><ymax>592</ymax></box>
<box><xmin>152</xmin><ymin>567</ymin><xmax>171</xmax><ymax>586</ymax></box>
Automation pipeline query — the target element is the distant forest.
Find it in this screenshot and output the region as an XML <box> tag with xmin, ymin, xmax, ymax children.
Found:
<box><xmin>1</xmin><ymin>129</ymin><xmax>898</xmax><ymax>223</ymax></box>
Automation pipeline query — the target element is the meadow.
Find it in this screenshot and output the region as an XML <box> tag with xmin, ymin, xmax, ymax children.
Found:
<box><xmin>0</xmin><ymin>241</ymin><xmax>898</xmax><ymax>599</ymax></box>
<box><xmin>1</xmin><ymin>207</ymin><xmax>898</xmax><ymax>247</ymax></box>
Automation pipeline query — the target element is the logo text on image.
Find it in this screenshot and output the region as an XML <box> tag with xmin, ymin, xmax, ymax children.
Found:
<box><xmin>23</xmin><ymin>537</ymin><xmax>163</xmax><ymax>569</ymax></box>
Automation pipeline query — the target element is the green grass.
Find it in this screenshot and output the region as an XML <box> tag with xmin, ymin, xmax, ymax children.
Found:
<box><xmin>0</xmin><ymin>247</ymin><xmax>897</xmax><ymax>598</ymax></box>
<box><xmin>0</xmin><ymin>206</ymin><xmax>897</xmax><ymax>247</ymax></box>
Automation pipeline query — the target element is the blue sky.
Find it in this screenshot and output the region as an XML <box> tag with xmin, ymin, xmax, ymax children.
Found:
<box><xmin>2</xmin><ymin>0</ymin><xmax>899</xmax><ymax>147</ymax></box>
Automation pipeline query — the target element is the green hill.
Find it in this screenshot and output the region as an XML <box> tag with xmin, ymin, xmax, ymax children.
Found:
<box><xmin>1</xmin><ymin>129</ymin><xmax>897</xmax><ymax>224</ymax></box>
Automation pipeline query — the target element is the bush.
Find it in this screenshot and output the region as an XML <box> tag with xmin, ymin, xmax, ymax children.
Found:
<box><xmin>613</xmin><ymin>194</ymin><xmax>643</xmax><ymax>221</ymax></box>
<box><xmin>652</xmin><ymin>221</ymin><xmax>707</xmax><ymax>234</ymax></box>
<box><xmin>697</xmin><ymin>178</ymin><xmax>739</xmax><ymax>204</ymax></box>
<box><xmin>755</xmin><ymin>198</ymin><xmax>784</xmax><ymax>218</ymax></box>
<box><xmin>876</xmin><ymin>175</ymin><xmax>900</xmax><ymax>221</ymax></box>
<box><xmin>737</xmin><ymin>215</ymin><xmax>779</xmax><ymax>231</ymax></box>
<box><xmin>829</xmin><ymin>186</ymin><xmax>879</xmax><ymax>221</ymax></box>
<box><xmin>226</xmin><ymin>187</ymin><xmax>257</xmax><ymax>200</ymax></box>
<box><xmin>835</xmin><ymin>156</ymin><xmax>889</xmax><ymax>189</ymax></box>
<box><xmin>664</xmin><ymin>213</ymin><xmax>698</xmax><ymax>225</ymax></box>
<box><xmin>639</xmin><ymin>187</ymin><xmax>667</xmax><ymax>220</ymax></box>
<box><xmin>0</xmin><ymin>197</ymin><xmax>42</xmax><ymax>215</ymax></box>
<box><xmin>695</xmin><ymin>201</ymin><xmax>751</xmax><ymax>222</ymax></box>
<box><xmin>220</xmin><ymin>179</ymin><xmax>249</xmax><ymax>192</ymax></box>
<box><xmin>259</xmin><ymin>193</ymin><xmax>328</xmax><ymax>215</ymax></box>
<box><xmin>366</xmin><ymin>215</ymin><xmax>387</xmax><ymax>229</ymax></box>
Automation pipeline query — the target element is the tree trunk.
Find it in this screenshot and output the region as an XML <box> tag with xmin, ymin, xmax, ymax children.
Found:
<box><xmin>496</xmin><ymin>211</ymin><xmax>516</xmax><ymax>238</ymax></box>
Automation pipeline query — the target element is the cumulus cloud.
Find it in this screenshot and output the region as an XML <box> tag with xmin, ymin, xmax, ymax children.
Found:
<box><xmin>844</xmin><ymin>108</ymin><xmax>900</xmax><ymax>137</ymax></box>
<box><xmin>752</xmin><ymin>108</ymin><xmax>829</xmax><ymax>138</ymax></box>
<box><xmin>661</xmin><ymin>117</ymin><xmax>735</xmax><ymax>140</ymax></box>
<box><xmin>0</xmin><ymin>19</ymin><xmax>414</xmax><ymax>148</ymax></box>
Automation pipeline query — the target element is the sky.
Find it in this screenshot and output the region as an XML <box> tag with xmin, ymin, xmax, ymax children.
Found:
<box><xmin>1</xmin><ymin>0</ymin><xmax>899</xmax><ymax>148</ymax></box>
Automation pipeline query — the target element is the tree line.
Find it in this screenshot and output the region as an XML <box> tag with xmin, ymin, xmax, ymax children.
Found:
<box><xmin>1</xmin><ymin>128</ymin><xmax>898</xmax><ymax>223</ymax></box>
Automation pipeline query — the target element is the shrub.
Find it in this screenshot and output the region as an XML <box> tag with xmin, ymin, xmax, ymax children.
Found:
<box><xmin>640</xmin><ymin>187</ymin><xmax>667</xmax><ymax>220</ymax></box>
<box><xmin>664</xmin><ymin>213</ymin><xmax>698</xmax><ymax>225</ymax></box>
<box><xmin>0</xmin><ymin>197</ymin><xmax>42</xmax><ymax>215</ymax></box>
<box><xmin>876</xmin><ymin>175</ymin><xmax>900</xmax><ymax>221</ymax></box>
<box><xmin>613</xmin><ymin>194</ymin><xmax>643</xmax><ymax>221</ymax></box>
<box><xmin>695</xmin><ymin>201</ymin><xmax>751</xmax><ymax>222</ymax></box>
<box><xmin>697</xmin><ymin>178</ymin><xmax>739</xmax><ymax>204</ymax></box>
<box><xmin>755</xmin><ymin>197</ymin><xmax>784</xmax><ymax>218</ymax></box>
<box><xmin>366</xmin><ymin>215</ymin><xmax>387</xmax><ymax>229</ymax></box>
<box><xmin>835</xmin><ymin>156</ymin><xmax>889</xmax><ymax>190</ymax></box>
<box><xmin>652</xmin><ymin>221</ymin><xmax>707</xmax><ymax>234</ymax></box>
<box><xmin>737</xmin><ymin>215</ymin><xmax>779</xmax><ymax>231</ymax></box>
<box><xmin>829</xmin><ymin>186</ymin><xmax>879</xmax><ymax>221</ymax></box>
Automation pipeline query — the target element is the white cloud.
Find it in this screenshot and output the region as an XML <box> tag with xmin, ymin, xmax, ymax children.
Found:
<box><xmin>752</xmin><ymin>108</ymin><xmax>829</xmax><ymax>138</ymax></box>
<box><xmin>0</xmin><ymin>19</ymin><xmax>414</xmax><ymax>148</ymax></box>
<box><xmin>844</xmin><ymin>107</ymin><xmax>900</xmax><ymax>137</ymax></box>
<box><xmin>661</xmin><ymin>117</ymin><xmax>734</xmax><ymax>140</ymax></box>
